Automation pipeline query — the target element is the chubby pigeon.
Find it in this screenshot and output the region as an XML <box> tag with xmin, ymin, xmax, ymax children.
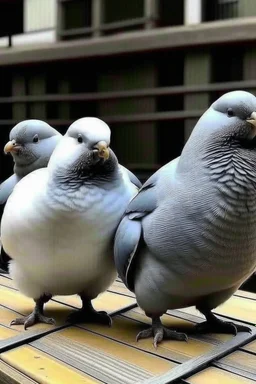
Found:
<box><xmin>114</xmin><ymin>90</ymin><xmax>256</xmax><ymax>347</ymax></box>
<box><xmin>0</xmin><ymin>120</ymin><xmax>62</xmax><ymax>271</ymax></box>
<box><xmin>0</xmin><ymin>120</ymin><xmax>141</xmax><ymax>273</ymax></box>
<box><xmin>1</xmin><ymin>117</ymin><xmax>139</xmax><ymax>329</ymax></box>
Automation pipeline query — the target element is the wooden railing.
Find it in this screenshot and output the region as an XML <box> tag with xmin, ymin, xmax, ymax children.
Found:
<box><xmin>0</xmin><ymin>79</ymin><xmax>255</xmax><ymax>179</ymax></box>
<box><xmin>0</xmin><ymin>80</ymin><xmax>255</xmax><ymax>126</ymax></box>
<box><xmin>1</xmin><ymin>80</ymin><xmax>255</xmax><ymax>104</ymax></box>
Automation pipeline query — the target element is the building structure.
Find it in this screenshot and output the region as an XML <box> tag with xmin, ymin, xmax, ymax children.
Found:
<box><xmin>0</xmin><ymin>0</ymin><xmax>256</xmax><ymax>181</ymax></box>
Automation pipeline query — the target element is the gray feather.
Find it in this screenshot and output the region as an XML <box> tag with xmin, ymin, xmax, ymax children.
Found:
<box><xmin>126</xmin><ymin>172</ymin><xmax>158</xmax><ymax>219</ymax></box>
<box><xmin>119</xmin><ymin>165</ymin><xmax>142</xmax><ymax>189</ymax></box>
<box><xmin>0</xmin><ymin>174</ymin><xmax>20</xmax><ymax>205</ymax></box>
<box><xmin>114</xmin><ymin>215</ymin><xmax>142</xmax><ymax>290</ymax></box>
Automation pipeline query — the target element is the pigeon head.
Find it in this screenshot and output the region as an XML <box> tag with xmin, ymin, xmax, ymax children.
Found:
<box><xmin>48</xmin><ymin>117</ymin><xmax>117</xmax><ymax>184</ymax></box>
<box><xmin>4</xmin><ymin>120</ymin><xmax>61</xmax><ymax>176</ymax></box>
<box><xmin>182</xmin><ymin>91</ymin><xmax>256</xmax><ymax>160</ymax></box>
<box><xmin>210</xmin><ymin>90</ymin><xmax>256</xmax><ymax>148</ymax></box>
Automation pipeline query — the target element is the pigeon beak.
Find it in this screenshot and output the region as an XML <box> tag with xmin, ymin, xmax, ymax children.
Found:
<box><xmin>94</xmin><ymin>141</ymin><xmax>109</xmax><ymax>160</ymax></box>
<box><xmin>4</xmin><ymin>140</ymin><xmax>22</xmax><ymax>154</ymax></box>
<box><xmin>247</xmin><ymin>112</ymin><xmax>256</xmax><ymax>139</ymax></box>
<box><xmin>247</xmin><ymin>112</ymin><xmax>256</xmax><ymax>126</ymax></box>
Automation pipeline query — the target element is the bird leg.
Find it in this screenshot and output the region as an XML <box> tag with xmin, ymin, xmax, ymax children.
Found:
<box><xmin>10</xmin><ymin>294</ymin><xmax>55</xmax><ymax>330</ymax></box>
<box><xmin>195</xmin><ymin>308</ymin><xmax>251</xmax><ymax>335</ymax></box>
<box><xmin>66</xmin><ymin>295</ymin><xmax>112</xmax><ymax>326</ymax></box>
<box><xmin>136</xmin><ymin>317</ymin><xmax>188</xmax><ymax>348</ymax></box>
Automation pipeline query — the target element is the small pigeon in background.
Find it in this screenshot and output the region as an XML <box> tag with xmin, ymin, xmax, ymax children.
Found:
<box><xmin>1</xmin><ymin>117</ymin><xmax>139</xmax><ymax>329</ymax></box>
<box><xmin>0</xmin><ymin>120</ymin><xmax>62</xmax><ymax>272</ymax></box>
<box><xmin>114</xmin><ymin>90</ymin><xmax>256</xmax><ymax>347</ymax></box>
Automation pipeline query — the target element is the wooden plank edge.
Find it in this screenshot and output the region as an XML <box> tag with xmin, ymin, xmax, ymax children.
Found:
<box><xmin>136</xmin><ymin>329</ymin><xmax>256</xmax><ymax>384</ymax></box>
<box><xmin>0</xmin><ymin>360</ymin><xmax>37</xmax><ymax>384</ymax></box>
<box><xmin>235</xmin><ymin>291</ymin><xmax>256</xmax><ymax>302</ymax></box>
<box><xmin>0</xmin><ymin>324</ymin><xmax>69</xmax><ymax>354</ymax></box>
<box><xmin>213</xmin><ymin>360</ymin><xmax>256</xmax><ymax>382</ymax></box>
<box><xmin>168</xmin><ymin>308</ymin><xmax>256</xmax><ymax>328</ymax></box>
<box><xmin>107</xmin><ymin>288</ymin><xmax>135</xmax><ymax>299</ymax></box>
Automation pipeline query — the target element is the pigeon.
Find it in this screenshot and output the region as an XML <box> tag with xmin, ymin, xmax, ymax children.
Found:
<box><xmin>0</xmin><ymin>120</ymin><xmax>62</xmax><ymax>270</ymax></box>
<box><xmin>1</xmin><ymin>117</ymin><xmax>139</xmax><ymax>329</ymax></box>
<box><xmin>114</xmin><ymin>90</ymin><xmax>256</xmax><ymax>347</ymax></box>
<box><xmin>0</xmin><ymin>120</ymin><xmax>62</xmax><ymax>272</ymax></box>
<box><xmin>0</xmin><ymin>120</ymin><xmax>141</xmax><ymax>274</ymax></box>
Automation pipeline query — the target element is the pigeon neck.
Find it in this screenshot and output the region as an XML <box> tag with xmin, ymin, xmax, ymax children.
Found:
<box><xmin>49</xmin><ymin>149</ymin><xmax>119</xmax><ymax>190</ymax></box>
<box><xmin>14</xmin><ymin>158</ymin><xmax>47</xmax><ymax>178</ymax></box>
<box><xmin>203</xmin><ymin>138</ymin><xmax>256</xmax><ymax>206</ymax></box>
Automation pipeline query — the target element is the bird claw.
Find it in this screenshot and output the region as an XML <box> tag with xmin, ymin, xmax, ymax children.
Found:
<box><xmin>195</xmin><ymin>318</ymin><xmax>252</xmax><ymax>335</ymax></box>
<box><xmin>10</xmin><ymin>313</ymin><xmax>55</xmax><ymax>330</ymax></box>
<box><xmin>67</xmin><ymin>309</ymin><xmax>112</xmax><ymax>326</ymax></box>
<box><xmin>136</xmin><ymin>325</ymin><xmax>188</xmax><ymax>348</ymax></box>
<box><xmin>136</xmin><ymin>328</ymin><xmax>153</xmax><ymax>342</ymax></box>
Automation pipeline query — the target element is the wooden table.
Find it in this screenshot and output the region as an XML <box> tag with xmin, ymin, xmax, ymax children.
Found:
<box><xmin>0</xmin><ymin>273</ymin><xmax>255</xmax><ymax>384</ymax></box>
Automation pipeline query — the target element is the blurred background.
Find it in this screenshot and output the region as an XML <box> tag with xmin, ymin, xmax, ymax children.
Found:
<box><xmin>0</xmin><ymin>0</ymin><xmax>256</xmax><ymax>184</ymax></box>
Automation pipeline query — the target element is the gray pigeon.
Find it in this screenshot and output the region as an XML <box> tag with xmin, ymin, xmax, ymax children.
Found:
<box><xmin>1</xmin><ymin>117</ymin><xmax>139</xmax><ymax>329</ymax></box>
<box><xmin>114</xmin><ymin>90</ymin><xmax>256</xmax><ymax>347</ymax></box>
<box><xmin>0</xmin><ymin>120</ymin><xmax>62</xmax><ymax>271</ymax></box>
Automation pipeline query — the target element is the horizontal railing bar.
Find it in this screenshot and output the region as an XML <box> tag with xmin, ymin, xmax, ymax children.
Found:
<box><xmin>0</xmin><ymin>111</ymin><xmax>203</xmax><ymax>127</ymax></box>
<box><xmin>0</xmin><ymin>80</ymin><xmax>255</xmax><ymax>104</ymax></box>
<box><xmin>60</xmin><ymin>26</ymin><xmax>95</xmax><ymax>37</ymax></box>
<box><xmin>104</xmin><ymin>110</ymin><xmax>202</xmax><ymax>123</ymax></box>
<box><xmin>100</xmin><ymin>17</ymin><xmax>147</xmax><ymax>31</ymax></box>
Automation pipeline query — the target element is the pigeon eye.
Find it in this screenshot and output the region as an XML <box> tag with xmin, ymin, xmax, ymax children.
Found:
<box><xmin>227</xmin><ymin>108</ymin><xmax>234</xmax><ymax>117</ymax></box>
<box><xmin>77</xmin><ymin>134</ymin><xmax>83</xmax><ymax>144</ymax></box>
<box><xmin>33</xmin><ymin>135</ymin><xmax>39</xmax><ymax>143</ymax></box>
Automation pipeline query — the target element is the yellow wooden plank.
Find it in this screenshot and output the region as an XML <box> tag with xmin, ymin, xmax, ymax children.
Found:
<box><xmin>242</xmin><ymin>340</ymin><xmax>256</xmax><ymax>354</ymax></box>
<box><xmin>0</xmin><ymin>306</ymin><xmax>24</xmax><ymax>332</ymax></box>
<box><xmin>0</xmin><ymin>286</ymin><xmax>69</xmax><ymax>331</ymax></box>
<box><xmin>215</xmin><ymin>296</ymin><xmax>256</xmax><ymax>324</ymax></box>
<box><xmin>50</xmin><ymin>326</ymin><xmax>174</xmax><ymax>375</ymax></box>
<box><xmin>108</xmin><ymin>281</ymin><xmax>135</xmax><ymax>298</ymax></box>
<box><xmin>187</xmin><ymin>367</ymin><xmax>255</xmax><ymax>384</ymax></box>
<box><xmin>0</xmin><ymin>275</ymin><xmax>14</xmax><ymax>289</ymax></box>
<box><xmin>179</xmin><ymin>295</ymin><xmax>256</xmax><ymax>325</ymax></box>
<box><xmin>235</xmin><ymin>290</ymin><xmax>256</xmax><ymax>301</ymax></box>
<box><xmin>0</xmin><ymin>324</ymin><xmax>19</xmax><ymax>340</ymax></box>
<box><xmin>0</xmin><ymin>359</ymin><xmax>37</xmax><ymax>384</ymax></box>
<box><xmin>54</xmin><ymin>291</ymin><xmax>136</xmax><ymax>313</ymax></box>
<box><xmin>2</xmin><ymin>345</ymin><xmax>100</xmax><ymax>384</ymax></box>
<box><xmin>219</xmin><ymin>350</ymin><xmax>256</xmax><ymax>376</ymax></box>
